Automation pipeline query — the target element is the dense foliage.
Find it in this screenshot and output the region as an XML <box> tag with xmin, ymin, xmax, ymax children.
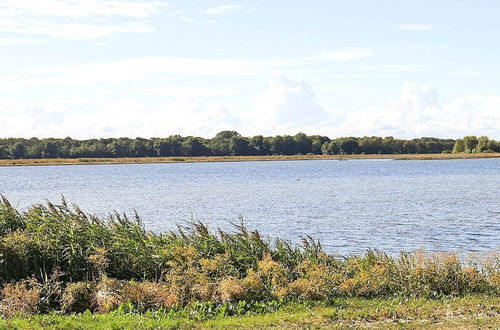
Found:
<box><xmin>0</xmin><ymin>197</ymin><xmax>498</xmax><ymax>316</ymax></box>
<box><xmin>4</xmin><ymin>132</ymin><xmax>497</xmax><ymax>159</ymax></box>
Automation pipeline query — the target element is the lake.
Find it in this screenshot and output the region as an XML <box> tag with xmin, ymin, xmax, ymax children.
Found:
<box><xmin>1</xmin><ymin>158</ymin><xmax>499</xmax><ymax>255</ymax></box>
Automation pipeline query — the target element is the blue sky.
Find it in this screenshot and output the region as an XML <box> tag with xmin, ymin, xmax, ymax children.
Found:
<box><xmin>1</xmin><ymin>0</ymin><xmax>499</xmax><ymax>139</ymax></box>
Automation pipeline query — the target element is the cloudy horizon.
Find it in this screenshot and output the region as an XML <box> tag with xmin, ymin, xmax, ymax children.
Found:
<box><xmin>1</xmin><ymin>0</ymin><xmax>499</xmax><ymax>139</ymax></box>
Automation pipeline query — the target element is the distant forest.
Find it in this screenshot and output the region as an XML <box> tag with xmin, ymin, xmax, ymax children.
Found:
<box><xmin>0</xmin><ymin>132</ymin><xmax>498</xmax><ymax>159</ymax></box>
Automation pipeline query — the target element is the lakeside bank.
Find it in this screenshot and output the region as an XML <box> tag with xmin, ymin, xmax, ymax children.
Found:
<box><xmin>0</xmin><ymin>152</ymin><xmax>499</xmax><ymax>167</ymax></box>
<box><xmin>2</xmin><ymin>295</ymin><xmax>499</xmax><ymax>329</ymax></box>
<box><xmin>0</xmin><ymin>198</ymin><xmax>498</xmax><ymax>321</ymax></box>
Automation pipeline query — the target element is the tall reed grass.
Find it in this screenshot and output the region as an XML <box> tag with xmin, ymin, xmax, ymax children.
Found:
<box><xmin>0</xmin><ymin>196</ymin><xmax>498</xmax><ymax>316</ymax></box>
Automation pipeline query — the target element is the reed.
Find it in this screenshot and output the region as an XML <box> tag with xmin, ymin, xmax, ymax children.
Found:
<box><xmin>0</xmin><ymin>197</ymin><xmax>498</xmax><ymax>316</ymax></box>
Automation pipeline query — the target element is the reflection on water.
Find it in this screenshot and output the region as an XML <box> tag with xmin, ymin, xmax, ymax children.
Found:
<box><xmin>1</xmin><ymin>158</ymin><xmax>499</xmax><ymax>255</ymax></box>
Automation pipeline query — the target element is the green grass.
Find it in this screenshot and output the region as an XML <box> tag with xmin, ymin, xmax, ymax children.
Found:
<box><xmin>1</xmin><ymin>295</ymin><xmax>498</xmax><ymax>329</ymax></box>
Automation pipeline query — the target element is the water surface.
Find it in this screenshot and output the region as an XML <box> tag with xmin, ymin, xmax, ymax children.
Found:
<box><xmin>1</xmin><ymin>158</ymin><xmax>499</xmax><ymax>255</ymax></box>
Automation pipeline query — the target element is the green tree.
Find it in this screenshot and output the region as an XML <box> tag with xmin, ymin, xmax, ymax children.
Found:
<box><xmin>338</xmin><ymin>137</ymin><xmax>359</xmax><ymax>154</ymax></box>
<box><xmin>452</xmin><ymin>139</ymin><xmax>465</xmax><ymax>153</ymax></box>
<box><xmin>41</xmin><ymin>141</ymin><xmax>58</xmax><ymax>158</ymax></box>
<box><xmin>463</xmin><ymin>136</ymin><xmax>478</xmax><ymax>153</ymax></box>
<box><xmin>181</xmin><ymin>137</ymin><xmax>208</xmax><ymax>156</ymax></box>
<box><xmin>249</xmin><ymin>135</ymin><xmax>265</xmax><ymax>155</ymax></box>
<box><xmin>293</xmin><ymin>133</ymin><xmax>311</xmax><ymax>154</ymax></box>
<box><xmin>229</xmin><ymin>136</ymin><xmax>251</xmax><ymax>156</ymax></box>
<box><xmin>475</xmin><ymin>136</ymin><xmax>489</xmax><ymax>153</ymax></box>
<box><xmin>210</xmin><ymin>131</ymin><xmax>241</xmax><ymax>155</ymax></box>
<box><xmin>402</xmin><ymin>141</ymin><xmax>417</xmax><ymax>154</ymax></box>
<box><xmin>270</xmin><ymin>136</ymin><xmax>284</xmax><ymax>155</ymax></box>
<box><xmin>486</xmin><ymin>139</ymin><xmax>500</xmax><ymax>152</ymax></box>
<box><xmin>326</xmin><ymin>140</ymin><xmax>340</xmax><ymax>154</ymax></box>
<box><xmin>9</xmin><ymin>142</ymin><xmax>26</xmax><ymax>159</ymax></box>
<box><xmin>311</xmin><ymin>138</ymin><xmax>323</xmax><ymax>154</ymax></box>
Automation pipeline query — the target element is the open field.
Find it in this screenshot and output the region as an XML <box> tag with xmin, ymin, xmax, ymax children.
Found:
<box><xmin>0</xmin><ymin>152</ymin><xmax>499</xmax><ymax>167</ymax></box>
<box><xmin>1</xmin><ymin>295</ymin><xmax>498</xmax><ymax>329</ymax></box>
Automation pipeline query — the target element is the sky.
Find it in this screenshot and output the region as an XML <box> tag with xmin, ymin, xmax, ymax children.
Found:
<box><xmin>0</xmin><ymin>0</ymin><xmax>499</xmax><ymax>139</ymax></box>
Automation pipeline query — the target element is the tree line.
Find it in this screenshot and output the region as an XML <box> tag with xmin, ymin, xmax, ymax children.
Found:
<box><xmin>0</xmin><ymin>131</ymin><xmax>498</xmax><ymax>159</ymax></box>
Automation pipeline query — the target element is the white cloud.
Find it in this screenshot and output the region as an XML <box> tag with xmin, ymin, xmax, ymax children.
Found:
<box><xmin>0</xmin><ymin>99</ymin><xmax>243</xmax><ymax>139</ymax></box>
<box><xmin>24</xmin><ymin>57</ymin><xmax>261</xmax><ymax>84</ymax></box>
<box><xmin>139</xmin><ymin>87</ymin><xmax>239</xmax><ymax>97</ymax></box>
<box><xmin>0</xmin><ymin>0</ymin><xmax>165</xmax><ymax>39</ymax></box>
<box><xmin>340</xmin><ymin>83</ymin><xmax>500</xmax><ymax>138</ymax></box>
<box><xmin>358</xmin><ymin>65</ymin><xmax>432</xmax><ymax>72</ymax></box>
<box><xmin>0</xmin><ymin>38</ymin><xmax>42</xmax><ymax>45</ymax></box>
<box><xmin>179</xmin><ymin>16</ymin><xmax>196</xmax><ymax>23</ymax></box>
<box><xmin>249</xmin><ymin>74</ymin><xmax>341</xmax><ymax>134</ymax></box>
<box><xmin>0</xmin><ymin>0</ymin><xmax>166</xmax><ymax>18</ymax></box>
<box><xmin>321</xmin><ymin>48</ymin><xmax>373</xmax><ymax>61</ymax></box>
<box><xmin>1</xmin><ymin>57</ymin><xmax>279</xmax><ymax>91</ymax></box>
<box><xmin>0</xmin><ymin>19</ymin><xmax>154</xmax><ymax>39</ymax></box>
<box><xmin>2</xmin><ymin>75</ymin><xmax>499</xmax><ymax>139</ymax></box>
<box><xmin>248</xmin><ymin>78</ymin><xmax>500</xmax><ymax>139</ymax></box>
<box><xmin>398</xmin><ymin>24</ymin><xmax>436</xmax><ymax>31</ymax></box>
<box><xmin>2</xmin><ymin>51</ymin><xmax>380</xmax><ymax>90</ymax></box>
<box><xmin>202</xmin><ymin>4</ymin><xmax>246</xmax><ymax>15</ymax></box>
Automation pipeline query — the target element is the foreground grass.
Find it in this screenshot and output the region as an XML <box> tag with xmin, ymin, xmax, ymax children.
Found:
<box><xmin>1</xmin><ymin>295</ymin><xmax>498</xmax><ymax>329</ymax></box>
<box><xmin>0</xmin><ymin>197</ymin><xmax>499</xmax><ymax>328</ymax></box>
<box><xmin>0</xmin><ymin>152</ymin><xmax>499</xmax><ymax>166</ymax></box>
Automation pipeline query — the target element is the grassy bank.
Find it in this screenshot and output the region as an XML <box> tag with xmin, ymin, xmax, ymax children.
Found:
<box><xmin>0</xmin><ymin>152</ymin><xmax>499</xmax><ymax>167</ymax></box>
<box><xmin>1</xmin><ymin>295</ymin><xmax>498</xmax><ymax>329</ymax></box>
<box><xmin>0</xmin><ymin>198</ymin><xmax>498</xmax><ymax>327</ymax></box>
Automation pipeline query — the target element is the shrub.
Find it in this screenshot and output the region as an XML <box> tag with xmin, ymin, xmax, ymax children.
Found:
<box><xmin>62</xmin><ymin>282</ymin><xmax>94</xmax><ymax>313</ymax></box>
<box><xmin>0</xmin><ymin>280</ymin><xmax>41</xmax><ymax>317</ymax></box>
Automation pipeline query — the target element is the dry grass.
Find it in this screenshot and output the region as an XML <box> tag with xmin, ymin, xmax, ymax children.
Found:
<box><xmin>0</xmin><ymin>280</ymin><xmax>41</xmax><ymax>317</ymax></box>
<box><xmin>0</xmin><ymin>152</ymin><xmax>499</xmax><ymax>167</ymax></box>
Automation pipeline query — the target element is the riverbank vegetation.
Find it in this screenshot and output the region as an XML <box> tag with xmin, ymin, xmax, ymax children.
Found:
<box><xmin>0</xmin><ymin>197</ymin><xmax>498</xmax><ymax>322</ymax></box>
<box><xmin>2</xmin><ymin>131</ymin><xmax>499</xmax><ymax>160</ymax></box>
<box><xmin>1</xmin><ymin>152</ymin><xmax>499</xmax><ymax>167</ymax></box>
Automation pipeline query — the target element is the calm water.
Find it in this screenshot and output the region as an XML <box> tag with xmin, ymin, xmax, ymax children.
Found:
<box><xmin>1</xmin><ymin>159</ymin><xmax>499</xmax><ymax>255</ymax></box>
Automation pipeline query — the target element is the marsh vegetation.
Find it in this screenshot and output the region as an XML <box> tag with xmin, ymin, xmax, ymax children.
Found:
<box><xmin>0</xmin><ymin>197</ymin><xmax>498</xmax><ymax>321</ymax></box>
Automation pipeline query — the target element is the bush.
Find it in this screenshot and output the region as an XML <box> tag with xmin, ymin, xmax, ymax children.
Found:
<box><xmin>0</xmin><ymin>280</ymin><xmax>41</xmax><ymax>317</ymax></box>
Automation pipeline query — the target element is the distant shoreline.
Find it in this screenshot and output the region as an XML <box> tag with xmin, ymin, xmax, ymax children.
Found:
<box><xmin>0</xmin><ymin>153</ymin><xmax>499</xmax><ymax>167</ymax></box>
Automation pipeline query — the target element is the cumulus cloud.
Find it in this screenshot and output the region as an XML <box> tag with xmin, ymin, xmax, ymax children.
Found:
<box><xmin>249</xmin><ymin>77</ymin><xmax>500</xmax><ymax>138</ymax></box>
<box><xmin>1</xmin><ymin>77</ymin><xmax>499</xmax><ymax>139</ymax></box>
<box><xmin>249</xmin><ymin>74</ymin><xmax>342</xmax><ymax>134</ymax></box>
<box><xmin>340</xmin><ymin>83</ymin><xmax>500</xmax><ymax>138</ymax></box>
<box><xmin>0</xmin><ymin>101</ymin><xmax>67</xmax><ymax>137</ymax></box>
